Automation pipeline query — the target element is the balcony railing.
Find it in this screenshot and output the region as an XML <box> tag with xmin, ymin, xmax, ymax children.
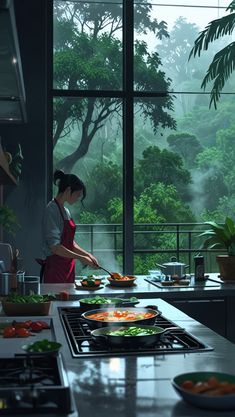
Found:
<box><xmin>75</xmin><ymin>222</ymin><xmax>225</xmax><ymax>273</ymax></box>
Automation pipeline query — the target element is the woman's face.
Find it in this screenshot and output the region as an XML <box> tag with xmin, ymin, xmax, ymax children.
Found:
<box><xmin>67</xmin><ymin>188</ymin><xmax>83</xmax><ymax>205</ymax></box>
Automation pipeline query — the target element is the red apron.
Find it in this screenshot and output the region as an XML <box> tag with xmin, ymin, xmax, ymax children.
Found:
<box><xmin>43</xmin><ymin>199</ymin><xmax>76</xmax><ymax>283</ymax></box>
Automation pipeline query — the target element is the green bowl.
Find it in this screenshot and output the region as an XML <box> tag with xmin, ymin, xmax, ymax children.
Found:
<box><xmin>172</xmin><ymin>371</ymin><xmax>235</xmax><ymax>410</ymax></box>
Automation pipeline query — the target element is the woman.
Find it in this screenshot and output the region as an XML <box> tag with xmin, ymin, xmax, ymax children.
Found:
<box><xmin>41</xmin><ymin>170</ymin><xmax>99</xmax><ymax>283</ymax></box>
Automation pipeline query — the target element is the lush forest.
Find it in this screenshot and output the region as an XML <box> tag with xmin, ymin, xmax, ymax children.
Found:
<box><xmin>53</xmin><ymin>1</ymin><xmax>235</xmax><ymax>273</ymax></box>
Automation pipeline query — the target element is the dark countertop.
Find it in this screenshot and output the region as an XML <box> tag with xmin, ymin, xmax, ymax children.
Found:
<box><xmin>0</xmin><ymin>297</ymin><xmax>235</xmax><ymax>416</ymax></box>
<box><xmin>40</xmin><ymin>273</ymin><xmax>235</xmax><ymax>300</ymax></box>
<box><xmin>54</xmin><ymin>298</ymin><xmax>235</xmax><ymax>417</ymax></box>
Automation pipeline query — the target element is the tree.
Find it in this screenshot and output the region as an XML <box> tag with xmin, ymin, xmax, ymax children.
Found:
<box><xmin>53</xmin><ymin>1</ymin><xmax>176</xmax><ymax>172</ymax></box>
<box><xmin>167</xmin><ymin>132</ymin><xmax>203</xmax><ymax>168</ymax></box>
<box><xmin>189</xmin><ymin>0</ymin><xmax>235</xmax><ymax>108</ymax></box>
<box><xmin>135</xmin><ymin>145</ymin><xmax>192</xmax><ymax>201</ymax></box>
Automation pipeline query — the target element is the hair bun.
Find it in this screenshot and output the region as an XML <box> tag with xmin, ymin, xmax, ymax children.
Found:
<box><xmin>53</xmin><ymin>169</ymin><xmax>65</xmax><ymax>184</ymax></box>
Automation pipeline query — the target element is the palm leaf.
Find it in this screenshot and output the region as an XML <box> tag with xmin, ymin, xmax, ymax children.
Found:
<box><xmin>201</xmin><ymin>42</ymin><xmax>235</xmax><ymax>108</ymax></box>
<box><xmin>189</xmin><ymin>12</ymin><xmax>235</xmax><ymax>60</ymax></box>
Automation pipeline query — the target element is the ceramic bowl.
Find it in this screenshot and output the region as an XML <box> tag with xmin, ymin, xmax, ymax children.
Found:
<box><xmin>107</xmin><ymin>276</ymin><xmax>136</xmax><ymax>287</ymax></box>
<box><xmin>172</xmin><ymin>371</ymin><xmax>235</xmax><ymax>410</ymax></box>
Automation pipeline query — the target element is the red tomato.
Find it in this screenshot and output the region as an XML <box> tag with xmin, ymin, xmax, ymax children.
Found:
<box><xmin>15</xmin><ymin>328</ymin><xmax>32</xmax><ymax>337</ymax></box>
<box><xmin>35</xmin><ymin>321</ymin><xmax>50</xmax><ymax>329</ymax></box>
<box><xmin>13</xmin><ymin>320</ymin><xmax>32</xmax><ymax>329</ymax></box>
<box><xmin>3</xmin><ymin>326</ymin><xmax>16</xmax><ymax>338</ymax></box>
<box><xmin>59</xmin><ymin>291</ymin><xmax>69</xmax><ymax>301</ymax></box>
<box><xmin>30</xmin><ymin>322</ymin><xmax>44</xmax><ymax>332</ymax></box>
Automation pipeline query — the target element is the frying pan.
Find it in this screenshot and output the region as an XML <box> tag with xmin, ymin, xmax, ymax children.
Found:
<box><xmin>91</xmin><ymin>324</ymin><xmax>180</xmax><ymax>347</ymax></box>
<box><xmin>79</xmin><ymin>297</ymin><xmax>139</xmax><ymax>313</ymax></box>
<box><xmin>81</xmin><ymin>307</ymin><xmax>160</xmax><ymax>329</ymax></box>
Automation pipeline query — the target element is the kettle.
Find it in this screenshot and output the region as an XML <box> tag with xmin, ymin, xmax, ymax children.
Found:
<box><xmin>156</xmin><ymin>257</ymin><xmax>189</xmax><ymax>278</ymax></box>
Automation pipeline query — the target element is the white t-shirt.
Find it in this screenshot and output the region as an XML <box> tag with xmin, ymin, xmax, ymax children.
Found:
<box><xmin>42</xmin><ymin>199</ymin><xmax>72</xmax><ymax>258</ymax></box>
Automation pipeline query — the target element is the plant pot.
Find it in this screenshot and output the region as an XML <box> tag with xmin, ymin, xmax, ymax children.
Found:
<box><xmin>216</xmin><ymin>255</ymin><xmax>235</xmax><ymax>281</ymax></box>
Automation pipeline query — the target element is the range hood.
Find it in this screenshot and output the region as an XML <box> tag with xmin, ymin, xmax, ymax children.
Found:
<box><xmin>0</xmin><ymin>0</ymin><xmax>26</xmax><ymax>123</ymax></box>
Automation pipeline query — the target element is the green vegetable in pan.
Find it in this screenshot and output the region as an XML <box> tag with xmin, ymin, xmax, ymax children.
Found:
<box><xmin>80</xmin><ymin>296</ymin><xmax>139</xmax><ymax>304</ymax></box>
<box><xmin>106</xmin><ymin>326</ymin><xmax>158</xmax><ymax>336</ymax></box>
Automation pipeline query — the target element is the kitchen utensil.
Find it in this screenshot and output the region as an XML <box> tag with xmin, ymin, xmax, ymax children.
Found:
<box><xmin>17</xmin><ymin>275</ymin><xmax>40</xmax><ymax>295</ymax></box>
<box><xmin>107</xmin><ymin>275</ymin><xmax>136</xmax><ymax>287</ymax></box>
<box><xmin>0</xmin><ymin>272</ymin><xmax>10</xmax><ymax>295</ymax></box>
<box><xmin>91</xmin><ymin>324</ymin><xmax>180</xmax><ymax>347</ymax></box>
<box><xmin>172</xmin><ymin>372</ymin><xmax>235</xmax><ymax>410</ymax></box>
<box><xmin>82</xmin><ymin>307</ymin><xmax>159</xmax><ymax>329</ymax></box>
<box><xmin>79</xmin><ymin>296</ymin><xmax>139</xmax><ymax>312</ymax></box>
<box><xmin>98</xmin><ymin>265</ymin><xmax>116</xmax><ymax>277</ymax></box>
<box><xmin>0</xmin><ymin>243</ymin><xmax>13</xmax><ymax>272</ymax></box>
<box><xmin>156</xmin><ymin>256</ymin><xmax>189</xmax><ymax>278</ymax></box>
<box><xmin>0</xmin><ymin>261</ymin><xmax>5</xmax><ymax>273</ymax></box>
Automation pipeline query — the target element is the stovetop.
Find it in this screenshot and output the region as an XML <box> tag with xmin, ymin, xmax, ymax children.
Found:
<box><xmin>0</xmin><ymin>354</ymin><xmax>77</xmax><ymax>416</ymax></box>
<box><xmin>145</xmin><ymin>276</ymin><xmax>221</xmax><ymax>288</ymax></box>
<box><xmin>58</xmin><ymin>306</ymin><xmax>213</xmax><ymax>358</ymax></box>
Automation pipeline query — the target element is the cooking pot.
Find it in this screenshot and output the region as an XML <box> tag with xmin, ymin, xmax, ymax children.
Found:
<box><xmin>91</xmin><ymin>324</ymin><xmax>179</xmax><ymax>347</ymax></box>
<box><xmin>81</xmin><ymin>307</ymin><xmax>159</xmax><ymax>329</ymax></box>
<box><xmin>156</xmin><ymin>257</ymin><xmax>189</xmax><ymax>278</ymax></box>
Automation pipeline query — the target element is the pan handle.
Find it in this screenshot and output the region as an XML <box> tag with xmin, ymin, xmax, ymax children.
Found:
<box><xmin>155</xmin><ymin>262</ymin><xmax>165</xmax><ymax>269</ymax></box>
<box><xmin>162</xmin><ymin>326</ymin><xmax>183</xmax><ymax>333</ymax></box>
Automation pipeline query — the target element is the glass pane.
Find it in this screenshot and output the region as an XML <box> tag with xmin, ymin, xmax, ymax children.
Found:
<box><xmin>53</xmin><ymin>97</ymin><xmax>123</xmax><ymax>275</ymax></box>
<box><xmin>53</xmin><ymin>0</ymin><xmax>123</xmax><ymax>90</ymax></box>
<box><xmin>134</xmin><ymin>1</ymin><xmax>234</xmax><ymax>93</ymax></box>
<box><xmin>134</xmin><ymin>93</ymin><xmax>234</xmax><ymax>274</ymax></box>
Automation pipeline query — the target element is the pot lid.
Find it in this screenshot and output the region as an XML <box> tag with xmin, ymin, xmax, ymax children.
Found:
<box><xmin>163</xmin><ymin>261</ymin><xmax>186</xmax><ymax>266</ymax></box>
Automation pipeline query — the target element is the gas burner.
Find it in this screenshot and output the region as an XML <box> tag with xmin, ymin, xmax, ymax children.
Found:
<box><xmin>58</xmin><ymin>306</ymin><xmax>213</xmax><ymax>358</ymax></box>
<box><xmin>0</xmin><ymin>355</ymin><xmax>75</xmax><ymax>415</ymax></box>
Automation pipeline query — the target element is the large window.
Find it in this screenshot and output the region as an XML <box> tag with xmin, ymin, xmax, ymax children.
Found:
<box><xmin>53</xmin><ymin>0</ymin><xmax>234</xmax><ymax>274</ymax></box>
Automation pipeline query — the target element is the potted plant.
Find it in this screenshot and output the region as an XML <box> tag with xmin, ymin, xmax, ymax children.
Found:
<box><xmin>0</xmin><ymin>204</ymin><xmax>20</xmax><ymax>235</ymax></box>
<box><xmin>199</xmin><ymin>217</ymin><xmax>235</xmax><ymax>280</ymax></box>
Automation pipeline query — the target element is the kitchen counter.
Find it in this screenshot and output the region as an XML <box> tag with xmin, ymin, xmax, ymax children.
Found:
<box><xmin>40</xmin><ymin>273</ymin><xmax>235</xmax><ymax>300</ymax></box>
<box><xmin>0</xmin><ymin>297</ymin><xmax>235</xmax><ymax>416</ymax></box>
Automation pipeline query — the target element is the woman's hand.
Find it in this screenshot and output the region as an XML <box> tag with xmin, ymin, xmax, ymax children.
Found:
<box><xmin>88</xmin><ymin>253</ymin><xmax>99</xmax><ymax>268</ymax></box>
<box><xmin>79</xmin><ymin>254</ymin><xmax>99</xmax><ymax>268</ymax></box>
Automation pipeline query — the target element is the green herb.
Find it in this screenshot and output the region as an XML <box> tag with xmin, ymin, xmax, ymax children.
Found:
<box><xmin>6</xmin><ymin>293</ymin><xmax>56</xmax><ymax>303</ymax></box>
<box><xmin>22</xmin><ymin>339</ymin><xmax>62</xmax><ymax>353</ymax></box>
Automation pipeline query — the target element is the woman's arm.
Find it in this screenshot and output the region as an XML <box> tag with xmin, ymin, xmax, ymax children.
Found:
<box><xmin>50</xmin><ymin>244</ymin><xmax>97</xmax><ymax>267</ymax></box>
<box><xmin>73</xmin><ymin>241</ymin><xmax>99</xmax><ymax>267</ymax></box>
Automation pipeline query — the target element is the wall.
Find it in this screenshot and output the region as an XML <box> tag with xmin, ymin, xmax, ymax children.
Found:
<box><xmin>0</xmin><ymin>0</ymin><xmax>48</xmax><ymax>274</ymax></box>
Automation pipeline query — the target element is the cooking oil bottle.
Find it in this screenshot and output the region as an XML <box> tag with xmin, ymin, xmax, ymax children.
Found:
<box><xmin>194</xmin><ymin>253</ymin><xmax>205</xmax><ymax>281</ymax></box>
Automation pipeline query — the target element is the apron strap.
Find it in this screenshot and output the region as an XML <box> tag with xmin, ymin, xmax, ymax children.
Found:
<box><xmin>54</xmin><ymin>198</ymin><xmax>66</xmax><ymax>220</ymax></box>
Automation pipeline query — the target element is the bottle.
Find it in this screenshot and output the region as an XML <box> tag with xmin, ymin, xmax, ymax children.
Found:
<box><xmin>194</xmin><ymin>253</ymin><xmax>205</xmax><ymax>281</ymax></box>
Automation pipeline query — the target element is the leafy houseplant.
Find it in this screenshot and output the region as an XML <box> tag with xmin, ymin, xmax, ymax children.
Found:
<box><xmin>0</xmin><ymin>204</ymin><xmax>20</xmax><ymax>235</ymax></box>
<box><xmin>199</xmin><ymin>217</ymin><xmax>235</xmax><ymax>280</ymax></box>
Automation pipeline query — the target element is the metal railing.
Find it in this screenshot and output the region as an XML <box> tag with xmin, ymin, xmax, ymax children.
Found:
<box><xmin>75</xmin><ymin>222</ymin><xmax>224</xmax><ymax>273</ymax></box>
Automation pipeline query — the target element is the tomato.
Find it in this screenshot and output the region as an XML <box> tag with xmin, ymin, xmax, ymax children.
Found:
<box><xmin>3</xmin><ymin>326</ymin><xmax>16</xmax><ymax>338</ymax></box>
<box><xmin>181</xmin><ymin>380</ymin><xmax>194</xmax><ymax>390</ymax></box>
<box><xmin>59</xmin><ymin>291</ymin><xmax>70</xmax><ymax>301</ymax></box>
<box><xmin>30</xmin><ymin>322</ymin><xmax>44</xmax><ymax>332</ymax></box>
<box><xmin>12</xmin><ymin>320</ymin><xmax>32</xmax><ymax>329</ymax></box>
<box><xmin>35</xmin><ymin>321</ymin><xmax>50</xmax><ymax>329</ymax></box>
<box><xmin>15</xmin><ymin>328</ymin><xmax>32</xmax><ymax>337</ymax></box>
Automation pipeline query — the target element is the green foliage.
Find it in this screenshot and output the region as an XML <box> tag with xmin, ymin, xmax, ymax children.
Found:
<box><xmin>189</xmin><ymin>1</ymin><xmax>235</xmax><ymax>108</ymax></box>
<box><xmin>0</xmin><ymin>205</ymin><xmax>20</xmax><ymax>235</ymax></box>
<box><xmin>53</xmin><ymin>2</ymin><xmax>176</xmax><ymax>172</ymax></box>
<box><xmin>167</xmin><ymin>132</ymin><xmax>203</xmax><ymax>168</ymax></box>
<box><xmin>199</xmin><ymin>217</ymin><xmax>235</xmax><ymax>255</ymax></box>
<box><xmin>135</xmin><ymin>145</ymin><xmax>192</xmax><ymax>201</ymax></box>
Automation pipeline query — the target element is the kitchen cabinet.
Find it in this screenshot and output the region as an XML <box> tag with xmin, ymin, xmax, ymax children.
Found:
<box><xmin>167</xmin><ymin>297</ymin><xmax>226</xmax><ymax>338</ymax></box>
